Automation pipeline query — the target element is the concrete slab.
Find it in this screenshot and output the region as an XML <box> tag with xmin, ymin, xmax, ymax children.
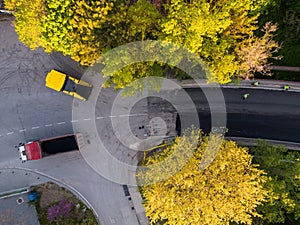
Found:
<box><xmin>0</xmin><ymin>193</ymin><xmax>39</xmax><ymax>225</ymax></box>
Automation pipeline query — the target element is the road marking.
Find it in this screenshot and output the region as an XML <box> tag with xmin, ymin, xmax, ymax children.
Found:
<box><xmin>19</xmin><ymin>129</ymin><xmax>26</xmax><ymax>132</ymax></box>
<box><xmin>57</xmin><ymin>122</ymin><xmax>66</xmax><ymax>125</ymax></box>
<box><xmin>45</xmin><ymin>124</ymin><xmax>53</xmax><ymax>127</ymax></box>
<box><xmin>118</xmin><ymin>114</ymin><xmax>130</xmax><ymax>117</ymax></box>
<box><xmin>71</xmin><ymin>120</ymin><xmax>78</xmax><ymax>123</ymax></box>
<box><xmin>96</xmin><ymin>117</ymin><xmax>104</xmax><ymax>120</ymax></box>
<box><xmin>129</xmin><ymin>113</ymin><xmax>148</xmax><ymax>117</ymax></box>
<box><xmin>6</xmin><ymin>132</ymin><xmax>14</xmax><ymax>135</ymax></box>
<box><xmin>83</xmin><ymin>118</ymin><xmax>91</xmax><ymax>121</ymax></box>
<box><xmin>109</xmin><ymin>115</ymin><xmax>117</xmax><ymax>118</ymax></box>
<box><xmin>32</xmin><ymin>126</ymin><xmax>39</xmax><ymax>129</ymax></box>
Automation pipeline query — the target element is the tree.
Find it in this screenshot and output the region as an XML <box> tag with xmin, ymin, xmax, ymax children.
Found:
<box><xmin>6</xmin><ymin>0</ymin><xmax>280</xmax><ymax>87</ymax></box>
<box><xmin>159</xmin><ymin>0</ymin><xmax>275</xmax><ymax>83</ymax></box>
<box><xmin>4</xmin><ymin>0</ymin><xmax>46</xmax><ymax>49</ymax></box>
<box><xmin>137</xmin><ymin>128</ymin><xmax>267</xmax><ymax>225</ymax></box>
<box><xmin>236</xmin><ymin>22</ymin><xmax>282</xmax><ymax>80</ymax></box>
<box><xmin>127</xmin><ymin>0</ymin><xmax>161</xmax><ymax>41</ymax></box>
<box><xmin>251</xmin><ymin>140</ymin><xmax>300</xmax><ymax>224</ymax></box>
<box><xmin>41</xmin><ymin>0</ymin><xmax>113</xmax><ymax>65</ymax></box>
<box><xmin>5</xmin><ymin>0</ymin><xmax>113</xmax><ymax>65</ymax></box>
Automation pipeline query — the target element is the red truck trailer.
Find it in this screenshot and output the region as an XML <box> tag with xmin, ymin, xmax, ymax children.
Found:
<box><xmin>18</xmin><ymin>133</ymin><xmax>84</xmax><ymax>162</ymax></box>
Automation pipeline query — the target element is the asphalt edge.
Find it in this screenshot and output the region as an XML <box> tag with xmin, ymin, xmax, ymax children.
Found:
<box><xmin>227</xmin><ymin>137</ymin><xmax>300</xmax><ymax>151</ymax></box>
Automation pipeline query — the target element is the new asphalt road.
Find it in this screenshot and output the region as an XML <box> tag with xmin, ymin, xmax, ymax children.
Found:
<box><xmin>182</xmin><ymin>88</ymin><xmax>300</xmax><ymax>143</ymax></box>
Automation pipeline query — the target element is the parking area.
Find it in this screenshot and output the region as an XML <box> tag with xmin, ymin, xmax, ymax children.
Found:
<box><xmin>0</xmin><ymin>193</ymin><xmax>39</xmax><ymax>225</ymax></box>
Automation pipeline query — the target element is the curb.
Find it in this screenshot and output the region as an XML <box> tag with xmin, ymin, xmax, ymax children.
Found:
<box><xmin>0</xmin><ymin>187</ymin><xmax>30</xmax><ymax>199</ymax></box>
<box><xmin>226</xmin><ymin>137</ymin><xmax>300</xmax><ymax>151</ymax></box>
<box><xmin>175</xmin><ymin>79</ymin><xmax>300</xmax><ymax>92</ymax></box>
<box><xmin>128</xmin><ymin>186</ymin><xmax>150</xmax><ymax>225</ymax></box>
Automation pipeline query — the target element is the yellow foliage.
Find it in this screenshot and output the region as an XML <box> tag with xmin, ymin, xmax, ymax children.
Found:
<box><xmin>160</xmin><ymin>0</ymin><xmax>274</xmax><ymax>83</ymax></box>
<box><xmin>5</xmin><ymin>0</ymin><xmax>46</xmax><ymax>49</ymax></box>
<box><xmin>138</xmin><ymin>128</ymin><xmax>267</xmax><ymax>225</ymax></box>
<box><xmin>40</xmin><ymin>0</ymin><xmax>113</xmax><ymax>65</ymax></box>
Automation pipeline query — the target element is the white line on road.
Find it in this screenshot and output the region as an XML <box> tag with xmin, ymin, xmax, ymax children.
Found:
<box><xmin>109</xmin><ymin>115</ymin><xmax>117</xmax><ymax>118</ymax></box>
<box><xmin>71</xmin><ymin>120</ymin><xmax>78</xmax><ymax>123</ymax></box>
<box><xmin>6</xmin><ymin>132</ymin><xmax>14</xmax><ymax>135</ymax></box>
<box><xmin>45</xmin><ymin>124</ymin><xmax>53</xmax><ymax>127</ymax></box>
<box><xmin>128</xmin><ymin>113</ymin><xmax>148</xmax><ymax>117</ymax></box>
<box><xmin>83</xmin><ymin>118</ymin><xmax>91</xmax><ymax>121</ymax></box>
<box><xmin>19</xmin><ymin>129</ymin><xmax>26</xmax><ymax>132</ymax></box>
<box><xmin>57</xmin><ymin>122</ymin><xmax>66</xmax><ymax>125</ymax></box>
<box><xmin>96</xmin><ymin>117</ymin><xmax>104</xmax><ymax>120</ymax></box>
<box><xmin>118</xmin><ymin>114</ymin><xmax>130</xmax><ymax>117</ymax></box>
<box><xmin>32</xmin><ymin>126</ymin><xmax>39</xmax><ymax>129</ymax></box>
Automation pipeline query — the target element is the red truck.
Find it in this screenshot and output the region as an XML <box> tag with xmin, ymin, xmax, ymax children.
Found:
<box><xmin>18</xmin><ymin>134</ymin><xmax>84</xmax><ymax>162</ymax></box>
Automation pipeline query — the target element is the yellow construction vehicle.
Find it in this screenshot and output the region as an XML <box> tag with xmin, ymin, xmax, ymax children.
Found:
<box><xmin>45</xmin><ymin>70</ymin><xmax>92</xmax><ymax>101</ymax></box>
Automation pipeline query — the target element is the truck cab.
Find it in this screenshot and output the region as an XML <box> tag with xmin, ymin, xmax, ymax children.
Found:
<box><xmin>18</xmin><ymin>134</ymin><xmax>84</xmax><ymax>162</ymax></box>
<box><xmin>45</xmin><ymin>70</ymin><xmax>92</xmax><ymax>101</ymax></box>
<box><xmin>18</xmin><ymin>142</ymin><xmax>42</xmax><ymax>162</ymax></box>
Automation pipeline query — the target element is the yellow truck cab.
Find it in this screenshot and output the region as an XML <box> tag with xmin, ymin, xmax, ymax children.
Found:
<box><xmin>45</xmin><ymin>70</ymin><xmax>92</xmax><ymax>101</ymax></box>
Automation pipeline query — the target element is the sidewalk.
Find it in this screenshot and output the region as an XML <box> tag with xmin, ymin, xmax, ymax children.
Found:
<box><xmin>177</xmin><ymin>78</ymin><xmax>300</xmax><ymax>92</ymax></box>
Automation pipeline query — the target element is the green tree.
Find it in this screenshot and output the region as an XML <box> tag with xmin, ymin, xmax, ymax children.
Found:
<box><xmin>137</xmin><ymin>129</ymin><xmax>267</xmax><ymax>225</ymax></box>
<box><xmin>251</xmin><ymin>140</ymin><xmax>300</xmax><ymax>224</ymax></box>
<box><xmin>127</xmin><ymin>0</ymin><xmax>161</xmax><ymax>41</ymax></box>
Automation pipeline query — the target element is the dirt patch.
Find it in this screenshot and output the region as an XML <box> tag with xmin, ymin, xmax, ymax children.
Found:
<box><xmin>32</xmin><ymin>182</ymin><xmax>98</xmax><ymax>225</ymax></box>
<box><xmin>35</xmin><ymin>182</ymin><xmax>73</xmax><ymax>208</ymax></box>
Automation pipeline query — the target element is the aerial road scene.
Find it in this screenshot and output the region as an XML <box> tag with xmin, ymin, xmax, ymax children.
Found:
<box><xmin>0</xmin><ymin>0</ymin><xmax>299</xmax><ymax>224</ymax></box>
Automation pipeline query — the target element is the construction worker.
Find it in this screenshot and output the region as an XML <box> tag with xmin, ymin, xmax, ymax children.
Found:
<box><xmin>283</xmin><ymin>85</ymin><xmax>290</xmax><ymax>91</ymax></box>
<box><xmin>252</xmin><ymin>81</ymin><xmax>259</xmax><ymax>86</ymax></box>
<box><xmin>243</xmin><ymin>93</ymin><xmax>250</xmax><ymax>99</ymax></box>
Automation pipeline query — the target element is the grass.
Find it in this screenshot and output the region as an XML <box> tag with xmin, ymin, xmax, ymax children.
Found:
<box><xmin>31</xmin><ymin>182</ymin><xmax>98</xmax><ymax>225</ymax></box>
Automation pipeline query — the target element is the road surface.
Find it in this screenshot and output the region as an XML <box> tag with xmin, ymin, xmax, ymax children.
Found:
<box><xmin>179</xmin><ymin>88</ymin><xmax>300</xmax><ymax>143</ymax></box>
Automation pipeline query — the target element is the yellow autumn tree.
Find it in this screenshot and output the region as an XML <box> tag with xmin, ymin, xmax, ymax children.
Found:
<box><xmin>6</xmin><ymin>0</ymin><xmax>113</xmax><ymax>66</ymax></box>
<box><xmin>4</xmin><ymin>0</ymin><xmax>46</xmax><ymax>49</ymax></box>
<box><xmin>68</xmin><ymin>0</ymin><xmax>114</xmax><ymax>65</ymax></box>
<box><xmin>41</xmin><ymin>0</ymin><xmax>113</xmax><ymax>65</ymax></box>
<box><xmin>137</xmin><ymin>128</ymin><xmax>267</xmax><ymax>225</ymax></box>
<box><xmin>160</xmin><ymin>0</ymin><xmax>273</xmax><ymax>83</ymax></box>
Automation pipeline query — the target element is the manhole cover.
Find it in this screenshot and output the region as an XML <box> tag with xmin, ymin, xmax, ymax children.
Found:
<box><xmin>17</xmin><ymin>197</ymin><xmax>24</xmax><ymax>204</ymax></box>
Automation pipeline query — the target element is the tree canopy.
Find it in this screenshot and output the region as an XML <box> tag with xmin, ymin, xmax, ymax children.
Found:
<box><xmin>137</xmin><ymin>129</ymin><xmax>267</xmax><ymax>225</ymax></box>
<box><xmin>251</xmin><ymin>140</ymin><xmax>300</xmax><ymax>224</ymax></box>
<box><xmin>4</xmin><ymin>0</ymin><xmax>46</xmax><ymax>49</ymax></box>
<box><xmin>5</xmin><ymin>0</ymin><xmax>280</xmax><ymax>86</ymax></box>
